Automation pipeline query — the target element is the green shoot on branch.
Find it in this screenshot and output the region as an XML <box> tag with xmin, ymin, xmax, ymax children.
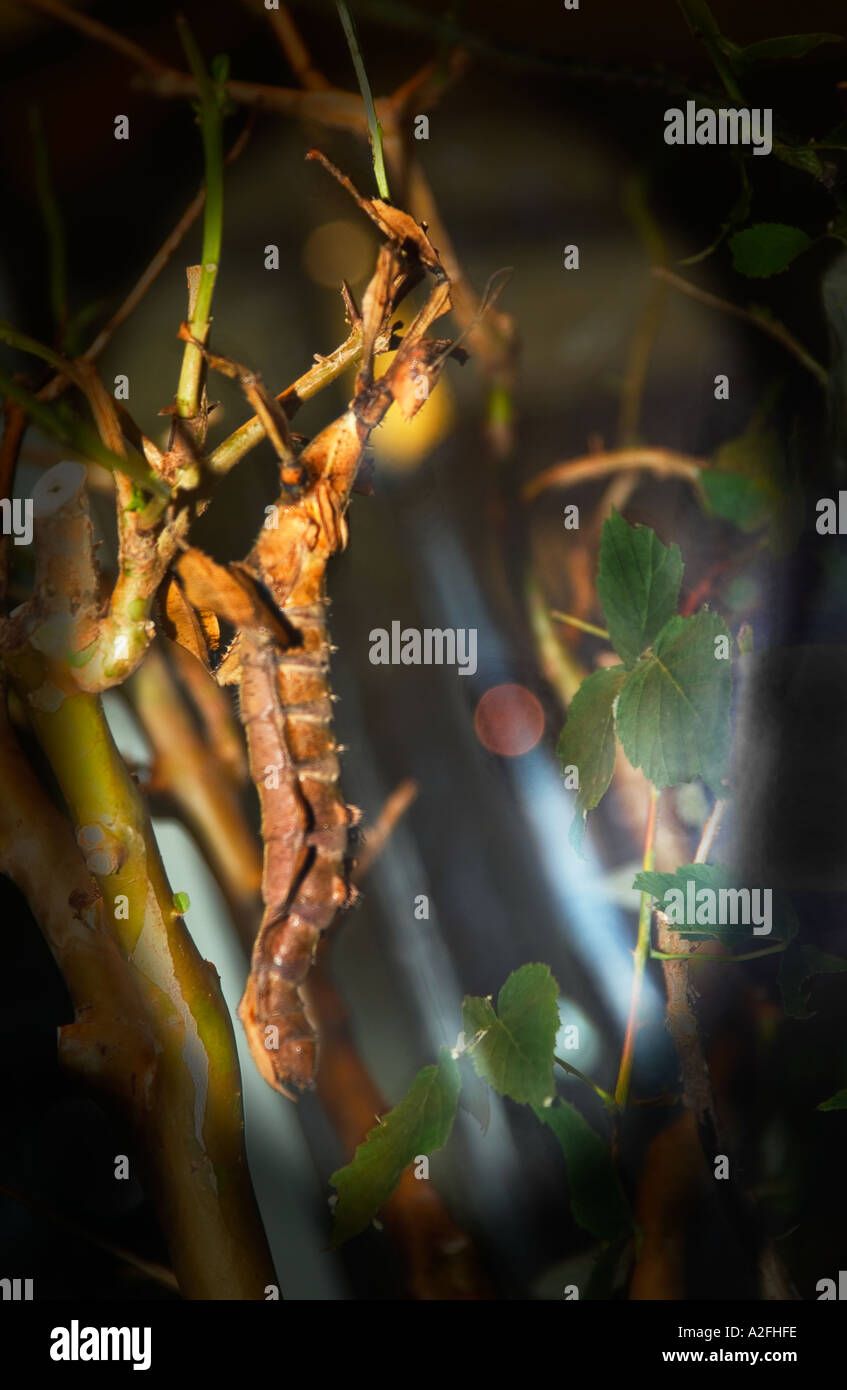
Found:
<box><xmin>336</xmin><ymin>1</ymin><xmax>391</xmax><ymax>200</ymax></box>
<box><xmin>175</xmin><ymin>17</ymin><xmax>227</xmax><ymax>419</ymax></box>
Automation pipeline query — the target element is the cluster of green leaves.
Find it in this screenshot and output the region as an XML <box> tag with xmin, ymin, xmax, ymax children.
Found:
<box><xmin>329</xmin><ymin>964</ymin><xmax>633</xmax><ymax>1254</ymax></box>
<box><xmin>329</xmin><ymin>7</ymin><xmax>847</xmax><ymax>1261</ymax></box>
<box><xmin>699</xmin><ymin>397</ymin><xmax>780</xmax><ymax>533</ymax></box>
<box><xmin>558</xmin><ymin>510</ymin><xmax>732</xmax><ymax>852</ymax></box>
<box><xmin>691</xmin><ymin>387</ymin><xmax>805</xmax><ymax>558</ymax></box>
<box><xmin>635</xmin><ymin>863</ymin><xmax>797</xmax><ymax>943</ymax></box>
<box><xmin>677</xmin><ymin>5</ymin><xmax>845</xmax><ymax>272</ymax></box>
<box><xmin>729</xmin><ymin>223</ymin><xmax>814</xmax><ymax>280</ymax></box>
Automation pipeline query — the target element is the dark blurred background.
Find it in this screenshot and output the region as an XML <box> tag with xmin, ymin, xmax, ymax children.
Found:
<box><xmin>1</xmin><ymin>0</ymin><xmax>846</xmax><ymax>1300</ymax></box>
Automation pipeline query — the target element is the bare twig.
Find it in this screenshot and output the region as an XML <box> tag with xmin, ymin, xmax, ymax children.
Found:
<box><xmin>655</xmin><ymin>798</ymin><xmax>727</xmax><ymax>1126</ymax></box>
<box><xmin>18</xmin><ymin>0</ymin><xmax>169</xmax><ymax>76</ymax></box>
<box><xmin>266</xmin><ymin>3</ymin><xmax>331</xmax><ymax>89</ymax></box>
<box><xmin>694</xmin><ymin>797</ymin><xmax>727</xmax><ymax>865</ymax></box>
<box><xmin>353</xmin><ymin>778</ymin><xmax>419</xmax><ymax>883</ymax></box>
<box><xmin>523</xmin><ymin>447</ymin><xmax>705</xmax><ymax>501</ymax></box>
<box><xmin>208</xmin><ymin>322</ymin><xmax>373</xmax><ymax>475</ymax></box>
<box><xmin>653</xmin><ymin>267</ymin><xmax>828</xmax><ymax>388</ymax></box>
<box><xmin>38</xmin><ymin>118</ymin><xmax>255</xmax><ymax>405</ymax></box>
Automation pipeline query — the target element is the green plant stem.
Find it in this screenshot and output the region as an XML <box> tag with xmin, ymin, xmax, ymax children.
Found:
<box><xmin>336</xmin><ymin>1</ymin><xmax>391</xmax><ymax>199</ymax></box>
<box><xmin>525</xmin><ymin>576</ymin><xmax>586</xmax><ymax>706</ymax></box>
<box><xmin>0</xmin><ymin>695</ymin><xmax>154</xmax><ymax>1113</ymax></box>
<box><xmin>0</xmin><ymin>314</ymin><xmax>75</xmax><ymax>377</ymax></box>
<box><xmin>550</xmin><ymin>610</ymin><xmax>610</xmax><ymax>640</ymax></box>
<box><xmin>676</xmin><ymin>0</ymin><xmax>744</xmax><ymax>101</ymax></box>
<box><xmin>7</xmin><ymin>647</ymin><xmax>275</xmax><ymax>1298</ymax></box>
<box><xmin>555</xmin><ymin>1055</ymin><xmax>617</xmax><ymax>1109</ymax></box>
<box><xmin>175</xmin><ymin>18</ymin><xmax>224</xmax><ymax>419</ymax></box>
<box><xmin>484</xmin><ymin>380</ymin><xmax>516</xmax><ymax>471</ymax></box>
<box><xmin>0</xmin><ymin>364</ymin><xmax>166</xmax><ymax>496</ymax></box>
<box><xmin>615</xmin><ymin>784</ymin><xmax>660</xmax><ymax>1109</ymax></box>
<box><xmin>651</xmin><ymin>943</ymin><xmax>787</xmax><ymax>963</ymax></box>
<box><xmin>208</xmin><ymin>323</ymin><xmax>365</xmax><ymax>474</ymax></box>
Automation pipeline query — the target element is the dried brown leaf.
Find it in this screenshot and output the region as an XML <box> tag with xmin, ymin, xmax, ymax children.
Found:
<box><xmin>176</xmin><ymin>548</ymin><xmax>292</xmax><ymax>644</ymax></box>
<box><xmin>161</xmin><ymin>575</ymin><xmax>211</xmax><ymax>668</ymax></box>
<box><xmin>306</xmin><ymin>150</ymin><xmax>442</xmax><ymax>272</ymax></box>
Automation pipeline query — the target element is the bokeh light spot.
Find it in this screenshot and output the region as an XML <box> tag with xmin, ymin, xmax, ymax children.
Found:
<box><xmin>473</xmin><ymin>684</ymin><xmax>545</xmax><ymax>757</ymax></box>
<box><xmin>302</xmin><ymin>219</ymin><xmax>374</xmax><ymax>287</ymax></box>
<box><xmin>369</xmin><ymin>350</ymin><xmax>455</xmax><ymax>472</ymax></box>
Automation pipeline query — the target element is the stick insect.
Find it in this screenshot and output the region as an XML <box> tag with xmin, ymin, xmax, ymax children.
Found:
<box><xmin>175</xmin><ymin>156</ymin><xmax>464</xmax><ymax>1097</ymax></box>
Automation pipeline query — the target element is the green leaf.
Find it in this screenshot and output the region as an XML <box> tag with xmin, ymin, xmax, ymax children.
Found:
<box><xmin>729</xmin><ymin>223</ymin><xmax>813</xmax><ymax>278</ymax></box>
<box><xmin>699</xmin><ymin>469</ymin><xmax>772</xmax><ymax>532</ymax></box>
<box><xmin>713</xmin><ymin>390</ymin><xmax>782</xmax><ymax>470</ymax></box>
<box><xmin>172</xmin><ymin>891</ymin><xmax>191</xmax><ymax>914</ymax></box>
<box><xmin>634</xmin><ymin>863</ymin><xmax>798</xmax><ymax>943</ymax></box>
<box><xmin>329</xmin><ymin>1048</ymin><xmax>460</xmax><ymax>1246</ymax></box>
<box><xmin>210</xmin><ymin>53</ymin><xmax>230</xmax><ymax>84</ymax></box>
<box><xmin>818</xmin><ymin>1088</ymin><xmax>847</xmax><ymax>1111</ymax></box>
<box><xmin>779</xmin><ymin>943</ymin><xmax>847</xmax><ymax>1018</ymax></box>
<box><xmin>533</xmin><ymin>1100</ymin><xmax>633</xmax><ymax>1242</ymax></box>
<box><xmin>596</xmin><ymin>510</ymin><xmax>683</xmax><ymax>665</ymax></box>
<box><xmin>772</xmin><ymin>143</ymin><xmax>826</xmax><ymax>182</ymax></box>
<box><xmin>463</xmin><ymin>964</ymin><xmax>559</xmax><ymax>1106</ymax></box>
<box><xmin>558</xmin><ymin>665</ymin><xmax>627</xmax><ymax>854</ymax></box>
<box><xmin>706</xmin><ymin>397</ymin><xmax>802</xmax><ymax>554</ymax></box>
<box><xmin>734</xmin><ymin>33</ymin><xmax>842</xmax><ymax>66</ymax></box>
<box><xmin>615</xmin><ymin>612</ymin><xmax>732</xmax><ymax>790</ymax></box>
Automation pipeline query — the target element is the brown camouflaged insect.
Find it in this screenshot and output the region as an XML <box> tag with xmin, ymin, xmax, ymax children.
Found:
<box><xmin>178</xmin><ymin>164</ymin><xmax>460</xmax><ymax>1096</ymax></box>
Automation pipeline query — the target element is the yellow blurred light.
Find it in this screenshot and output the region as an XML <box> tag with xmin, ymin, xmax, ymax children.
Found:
<box><xmin>302</xmin><ymin>219</ymin><xmax>374</xmax><ymax>288</ymax></box>
<box><xmin>369</xmin><ymin>350</ymin><xmax>456</xmax><ymax>473</ymax></box>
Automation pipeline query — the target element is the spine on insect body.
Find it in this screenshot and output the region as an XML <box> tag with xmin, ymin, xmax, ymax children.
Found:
<box><xmin>238</xmin><ymin>579</ymin><xmax>359</xmax><ymax>1098</ymax></box>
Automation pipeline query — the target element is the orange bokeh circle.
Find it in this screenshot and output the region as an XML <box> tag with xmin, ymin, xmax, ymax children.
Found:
<box><xmin>473</xmin><ymin>683</ymin><xmax>545</xmax><ymax>757</ymax></box>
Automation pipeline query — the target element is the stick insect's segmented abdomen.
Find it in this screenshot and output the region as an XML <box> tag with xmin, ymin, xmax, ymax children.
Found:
<box><xmin>238</xmin><ymin>596</ymin><xmax>358</xmax><ymax>1098</ymax></box>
